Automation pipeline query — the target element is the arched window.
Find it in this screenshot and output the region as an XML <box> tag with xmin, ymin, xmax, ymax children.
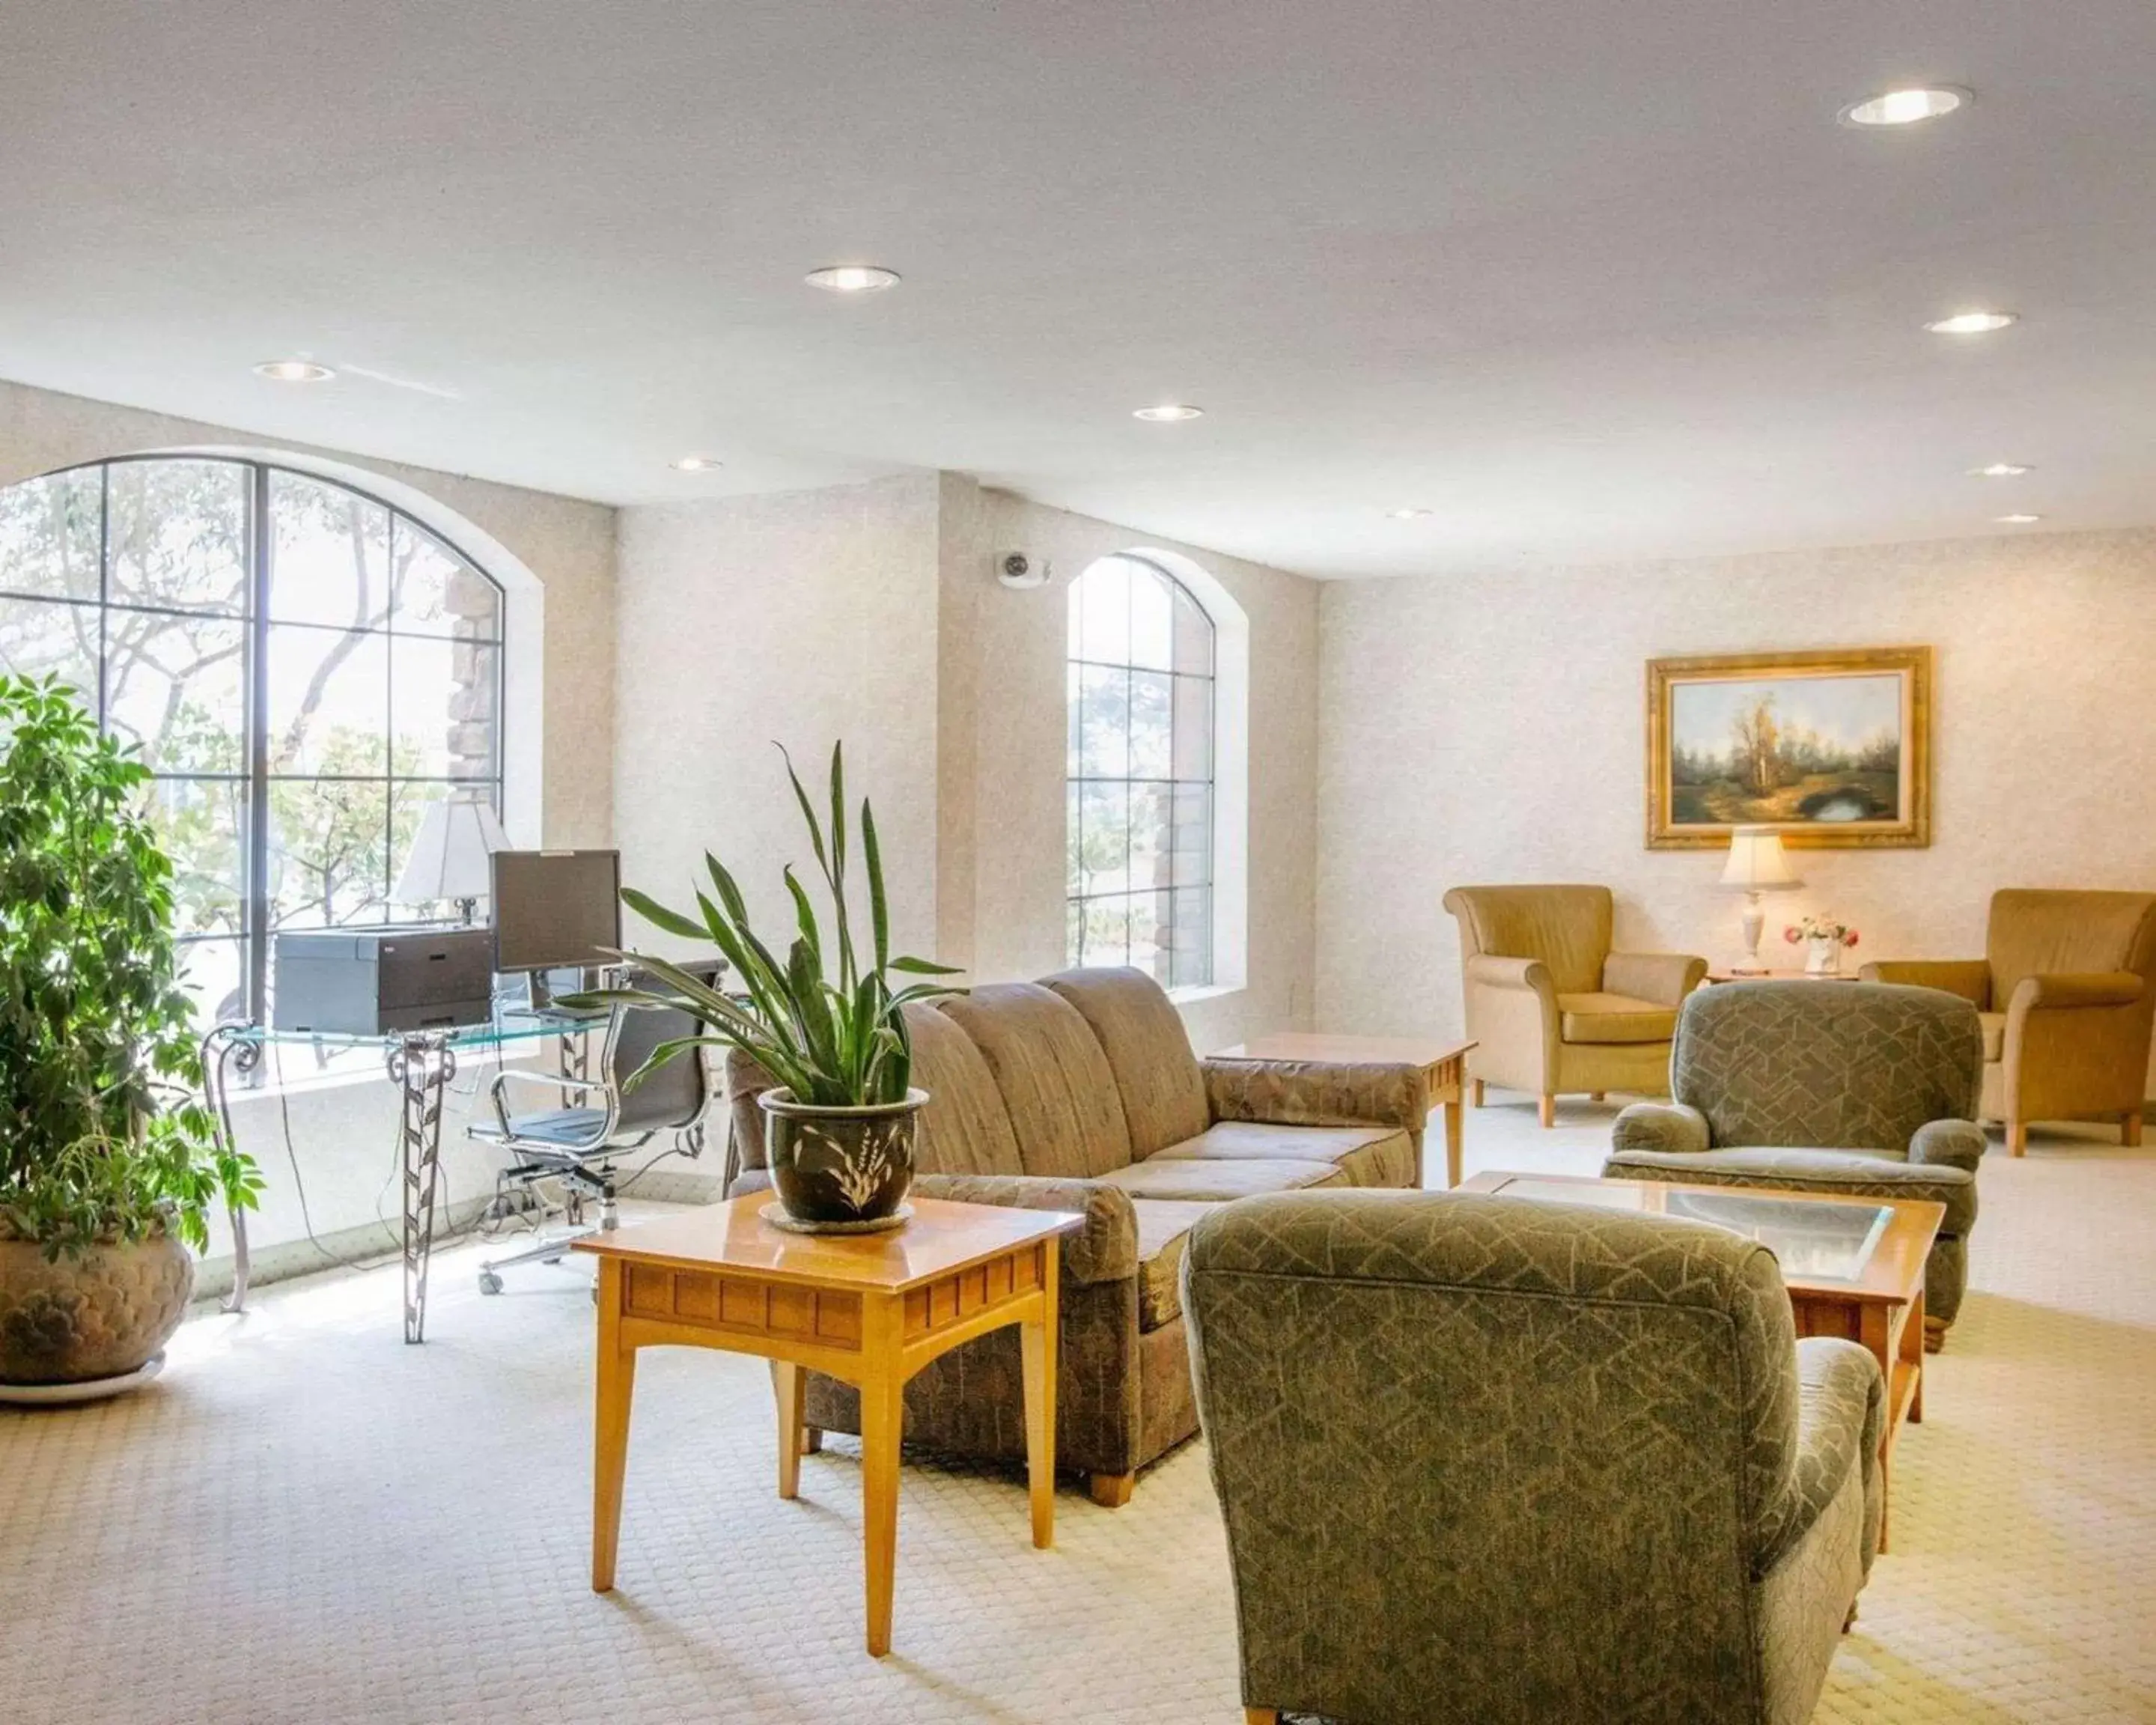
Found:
<box><xmin>1066</xmin><ymin>553</ymin><xmax>1215</xmax><ymax>987</ymax></box>
<box><xmin>0</xmin><ymin>457</ymin><xmax>507</xmax><ymax>1024</ymax></box>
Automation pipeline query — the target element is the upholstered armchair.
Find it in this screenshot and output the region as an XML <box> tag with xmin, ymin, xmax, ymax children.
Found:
<box><xmin>1443</xmin><ymin>883</ymin><xmax>1706</xmax><ymax>1125</ymax></box>
<box><xmin>1860</xmin><ymin>888</ymin><xmax>2156</xmax><ymax>1155</ymax></box>
<box><xmin>1606</xmin><ymin>981</ymin><xmax>1982</xmax><ymax>1348</ymax></box>
<box><xmin>1184</xmin><ymin>1190</ymin><xmax>1882</xmax><ymax>1725</ymax></box>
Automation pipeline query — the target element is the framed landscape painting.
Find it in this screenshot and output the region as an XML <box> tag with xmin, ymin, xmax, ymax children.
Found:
<box><xmin>1646</xmin><ymin>645</ymin><xmax>1931</xmax><ymax>849</ymax></box>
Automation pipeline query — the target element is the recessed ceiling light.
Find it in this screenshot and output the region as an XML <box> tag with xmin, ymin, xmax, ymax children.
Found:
<box><xmin>1133</xmin><ymin>404</ymin><xmax>1205</xmax><ymax>422</ymax></box>
<box><xmin>804</xmin><ymin>264</ymin><xmax>901</xmax><ymax>293</ymax></box>
<box><xmin>1970</xmin><ymin>462</ymin><xmax>2032</xmax><ymax>478</ymax></box>
<box><xmin>1841</xmin><ymin>86</ymin><xmax>1970</xmax><ymax>127</ymax></box>
<box><xmin>1995</xmin><ymin>513</ymin><xmax>2043</xmax><ymax>525</ymax></box>
<box><xmin>255</xmin><ymin>359</ymin><xmax>334</xmax><ymax>383</ymax></box>
<box><xmin>1925</xmin><ymin>310</ymin><xmax>2018</xmax><ymax>335</ymax></box>
<box><xmin>1386</xmin><ymin>508</ymin><xmax>1434</xmax><ymax>520</ymax></box>
<box><xmin>670</xmin><ymin>454</ymin><xmax>723</xmax><ymax>472</ymax></box>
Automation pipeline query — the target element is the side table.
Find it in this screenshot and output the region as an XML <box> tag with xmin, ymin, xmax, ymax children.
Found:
<box><xmin>573</xmin><ymin>1193</ymin><xmax>1083</xmax><ymax>1656</ymax></box>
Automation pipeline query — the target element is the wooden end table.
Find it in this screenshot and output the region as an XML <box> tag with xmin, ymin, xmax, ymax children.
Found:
<box><xmin>573</xmin><ymin>1193</ymin><xmax>1083</xmax><ymax>1656</ymax></box>
<box><xmin>1461</xmin><ymin>1169</ymin><xmax>1941</xmax><ymax>1546</ymax></box>
<box><xmin>1213</xmin><ymin>1034</ymin><xmax>1477</xmax><ymax>1188</ymax></box>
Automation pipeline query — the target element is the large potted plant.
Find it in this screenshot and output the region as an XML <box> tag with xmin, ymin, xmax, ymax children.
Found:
<box><xmin>0</xmin><ymin>677</ymin><xmax>261</xmax><ymax>1396</ymax></box>
<box><xmin>582</xmin><ymin>745</ymin><xmax>960</xmax><ymax>1234</ymax></box>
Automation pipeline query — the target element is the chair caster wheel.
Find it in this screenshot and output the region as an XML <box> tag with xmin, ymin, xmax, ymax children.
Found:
<box><xmin>478</xmin><ymin>1271</ymin><xmax>505</xmax><ymax>1296</ymax></box>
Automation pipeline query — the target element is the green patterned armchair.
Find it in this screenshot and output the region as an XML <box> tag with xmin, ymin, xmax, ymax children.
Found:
<box><xmin>1184</xmin><ymin>1190</ymin><xmax>1884</xmax><ymax>1725</ymax></box>
<box><xmin>1606</xmin><ymin>981</ymin><xmax>1984</xmax><ymax>1349</ymax></box>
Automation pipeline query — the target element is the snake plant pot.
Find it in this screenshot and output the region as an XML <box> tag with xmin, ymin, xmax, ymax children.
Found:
<box><xmin>0</xmin><ymin>1229</ymin><xmax>193</xmax><ymax>1390</ymax></box>
<box><xmin>758</xmin><ymin>1088</ymin><xmax>928</xmax><ymax>1232</ymax></box>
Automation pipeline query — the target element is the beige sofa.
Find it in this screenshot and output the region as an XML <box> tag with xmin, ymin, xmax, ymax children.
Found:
<box><xmin>1443</xmin><ymin>883</ymin><xmax>1707</xmax><ymax>1126</ymax></box>
<box><xmin>725</xmin><ymin>967</ymin><xmax>1428</xmax><ymax>1504</ymax></box>
<box><xmin>1863</xmin><ymin>887</ymin><xmax>2156</xmax><ymax>1154</ymax></box>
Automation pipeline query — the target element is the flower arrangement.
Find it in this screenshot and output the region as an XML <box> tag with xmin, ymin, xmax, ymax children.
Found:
<box><xmin>1784</xmin><ymin>916</ymin><xmax>1860</xmax><ymax>948</ymax></box>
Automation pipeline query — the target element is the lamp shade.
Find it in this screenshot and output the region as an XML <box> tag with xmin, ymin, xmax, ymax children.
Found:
<box><xmin>395</xmin><ymin>797</ymin><xmax>511</xmax><ymax>907</ymax></box>
<box><xmin>1719</xmin><ymin>825</ymin><xmax>1801</xmax><ymax>892</ymax></box>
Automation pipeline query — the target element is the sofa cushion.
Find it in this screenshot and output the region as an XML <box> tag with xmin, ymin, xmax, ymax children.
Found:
<box><xmin>1130</xmin><ymin>1198</ymin><xmax>1213</xmax><ymax>1331</ymax></box>
<box><xmin>937</xmin><ymin>983</ymin><xmax>1133</xmax><ymax>1178</ymax></box>
<box><xmin>1042</xmin><ymin>967</ymin><xmax>1211</xmax><ymax>1157</ymax></box>
<box><xmin>1977</xmin><ymin>1011</ymin><xmax>2006</xmax><ymax>1065</ymax></box>
<box><xmin>902</xmin><ymin>1003</ymin><xmax>1025</xmax><ymax>1176</ymax></box>
<box><xmin>1098</xmin><ymin>1157</ymin><xmax>1348</xmax><ymax>1202</ymax></box>
<box><xmin>1152</xmin><ymin>1119</ymin><xmax>1416</xmax><ymax>1188</ymax></box>
<box><xmin>1559</xmin><ymin>991</ymin><xmax>1678</xmax><ymax>1044</ymax></box>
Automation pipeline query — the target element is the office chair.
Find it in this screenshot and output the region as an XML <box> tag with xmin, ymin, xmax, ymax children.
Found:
<box><xmin>471</xmin><ymin>979</ymin><xmax>715</xmax><ymax>1294</ymax></box>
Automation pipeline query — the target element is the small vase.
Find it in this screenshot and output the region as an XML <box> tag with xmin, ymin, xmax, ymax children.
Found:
<box><xmin>758</xmin><ymin>1088</ymin><xmax>928</xmax><ymax>1232</ymax></box>
<box><xmin>1805</xmin><ymin>937</ymin><xmax>1842</xmax><ymax>976</ymax></box>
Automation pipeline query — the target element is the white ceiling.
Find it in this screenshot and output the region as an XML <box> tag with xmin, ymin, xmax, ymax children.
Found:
<box><xmin>4</xmin><ymin>1</ymin><xmax>2152</xmax><ymax>578</ymax></box>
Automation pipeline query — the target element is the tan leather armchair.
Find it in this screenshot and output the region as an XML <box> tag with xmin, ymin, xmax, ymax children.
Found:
<box><xmin>1443</xmin><ymin>884</ymin><xmax>1707</xmax><ymax>1127</ymax></box>
<box><xmin>1862</xmin><ymin>888</ymin><xmax>2156</xmax><ymax>1155</ymax></box>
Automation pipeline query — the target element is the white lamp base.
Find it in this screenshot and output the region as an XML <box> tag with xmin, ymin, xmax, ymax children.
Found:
<box><xmin>1732</xmin><ymin>893</ymin><xmax>1768</xmax><ymax>974</ymax></box>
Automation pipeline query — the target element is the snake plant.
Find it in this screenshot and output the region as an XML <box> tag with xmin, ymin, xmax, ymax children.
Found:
<box><xmin>575</xmin><ymin>743</ymin><xmax>961</xmax><ymax>1107</ymax></box>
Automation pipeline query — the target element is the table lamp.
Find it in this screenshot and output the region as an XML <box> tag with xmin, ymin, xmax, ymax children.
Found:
<box><xmin>395</xmin><ymin>795</ymin><xmax>510</xmax><ymax>923</ymax></box>
<box><xmin>1719</xmin><ymin>825</ymin><xmax>1800</xmax><ymax>973</ymax></box>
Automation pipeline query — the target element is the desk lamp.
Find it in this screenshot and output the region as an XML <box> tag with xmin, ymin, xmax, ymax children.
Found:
<box><xmin>395</xmin><ymin>796</ymin><xmax>510</xmax><ymax>923</ymax></box>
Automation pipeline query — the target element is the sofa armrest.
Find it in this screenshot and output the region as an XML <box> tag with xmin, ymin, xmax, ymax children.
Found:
<box><xmin>1908</xmin><ymin>1118</ymin><xmax>1986</xmax><ymax>1173</ymax></box>
<box><xmin>2007</xmin><ymin>970</ymin><xmax>2146</xmax><ymax>1013</ymax></box>
<box><xmin>1755</xmin><ymin>1337</ymin><xmax>1884</xmax><ymax>1580</ymax></box>
<box><xmin>1601</xmin><ymin>950</ymin><xmax>1708</xmax><ymax>1007</ymax></box>
<box><xmin>1611</xmin><ymin>1101</ymin><xmax>1711</xmax><ymax>1154</ymax></box>
<box><xmin>908</xmin><ymin>1172</ymin><xmax>1135</xmax><ymax>1285</ymax></box>
<box><xmin>1857</xmin><ymin>958</ymin><xmax>1991</xmax><ymax>1007</ymax></box>
<box><xmin>1201</xmin><ymin>1057</ymin><xmax>1429</xmax><ymax>1135</ymax></box>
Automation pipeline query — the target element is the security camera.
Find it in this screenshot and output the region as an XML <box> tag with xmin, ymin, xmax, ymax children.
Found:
<box><xmin>996</xmin><ymin>550</ymin><xmax>1050</xmax><ymax>591</ymax></box>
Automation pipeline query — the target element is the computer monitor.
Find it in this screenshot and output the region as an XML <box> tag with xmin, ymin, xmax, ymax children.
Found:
<box><xmin>490</xmin><ymin>850</ymin><xmax>623</xmax><ymax>976</ymax></box>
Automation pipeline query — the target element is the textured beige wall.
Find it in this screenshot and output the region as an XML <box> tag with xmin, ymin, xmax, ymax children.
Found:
<box><xmin>959</xmin><ymin>484</ymin><xmax>1322</xmax><ymax>1053</ymax></box>
<box><xmin>612</xmin><ymin>472</ymin><xmax>1322</xmax><ymax>1053</ymax></box>
<box><xmin>1317</xmin><ymin>528</ymin><xmax>2156</xmax><ymax>1095</ymax></box>
<box><xmin>612</xmin><ymin>475</ymin><xmax>945</xmax><ymax>958</ymax></box>
<box><xmin>0</xmin><ymin>377</ymin><xmax>618</xmax><ymax>845</ymax></box>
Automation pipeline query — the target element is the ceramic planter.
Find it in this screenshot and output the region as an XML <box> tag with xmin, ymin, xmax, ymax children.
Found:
<box><xmin>1806</xmin><ymin>936</ymin><xmax>1844</xmax><ymax>976</ymax></box>
<box><xmin>0</xmin><ymin>1229</ymin><xmax>193</xmax><ymax>1387</ymax></box>
<box><xmin>758</xmin><ymin>1088</ymin><xmax>928</xmax><ymax>1232</ymax></box>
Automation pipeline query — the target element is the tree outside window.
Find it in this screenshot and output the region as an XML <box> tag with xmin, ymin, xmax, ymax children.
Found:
<box><xmin>0</xmin><ymin>458</ymin><xmax>506</xmax><ymax>1027</ymax></box>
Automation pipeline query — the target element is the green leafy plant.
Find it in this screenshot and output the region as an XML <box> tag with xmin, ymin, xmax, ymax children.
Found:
<box><xmin>574</xmin><ymin>743</ymin><xmax>961</xmax><ymax>1106</ymax></box>
<box><xmin>0</xmin><ymin>676</ymin><xmax>261</xmax><ymax>1258</ymax></box>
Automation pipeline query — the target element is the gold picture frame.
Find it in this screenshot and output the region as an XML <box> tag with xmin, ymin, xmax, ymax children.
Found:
<box><xmin>1646</xmin><ymin>645</ymin><xmax>1931</xmax><ymax>849</ymax></box>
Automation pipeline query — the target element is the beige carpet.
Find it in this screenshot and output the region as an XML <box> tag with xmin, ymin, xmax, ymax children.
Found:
<box><xmin>3</xmin><ymin>1101</ymin><xmax>2153</xmax><ymax>1724</ymax></box>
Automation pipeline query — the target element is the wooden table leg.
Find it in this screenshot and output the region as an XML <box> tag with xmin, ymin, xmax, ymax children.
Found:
<box><xmin>860</xmin><ymin>1311</ymin><xmax>905</xmax><ymax>1658</ymax></box>
<box><xmin>772</xmin><ymin>1360</ymin><xmax>807</xmax><ymax>1500</ymax></box>
<box><xmin>1443</xmin><ymin>1084</ymin><xmax>1464</xmax><ymax>1190</ymax></box>
<box><xmin>1021</xmin><ymin>1240</ymin><xmax>1061</xmax><ymax>1549</ymax></box>
<box><xmin>591</xmin><ymin>1259</ymin><xmax>636</xmax><ymax>1592</ymax></box>
<box><xmin>1861</xmin><ymin>1300</ymin><xmax>1895</xmax><ymax>1553</ymax></box>
<box><xmin>1905</xmin><ymin>1289</ymin><xmax>1925</xmax><ymax>1426</ymax></box>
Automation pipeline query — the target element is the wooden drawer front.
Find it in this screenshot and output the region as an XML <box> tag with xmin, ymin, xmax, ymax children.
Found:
<box><xmin>624</xmin><ymin>1263</ymin><xmax>862</xmax><ymax>1351</ymax></box>
<box><xmin>1789</xmin><ymin>1294</ymin><xmax>1872</xmax><ymax>1344</ymax></box>
<box><xmin>902</xmin><ymin>1245</ymin><xmax>1040</xmax><ymax>1342</ymax></box>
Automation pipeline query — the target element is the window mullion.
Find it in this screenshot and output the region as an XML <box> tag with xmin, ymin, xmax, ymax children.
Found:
<box><xmin>245</xmin><ymin>465</ymin><xmax>272</xmax><ymax>1023</ymax></box>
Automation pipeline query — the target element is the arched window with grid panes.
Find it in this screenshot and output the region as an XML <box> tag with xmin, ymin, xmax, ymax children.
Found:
<box><xmin>1065</xmin><ymin>553</ymin><xmax>1215</xmax><ymax>988</ymax></box>
<box><xmin>0</xmin><ymin>456</ymin><xmax>507</xmax><ymax>1026</ymax></box>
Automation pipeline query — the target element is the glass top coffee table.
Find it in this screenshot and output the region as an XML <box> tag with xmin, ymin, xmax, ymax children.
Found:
<box><xmin>1462</xmin><ymin>1169</ymin><xmax>1944</xmax><ymax>1546</ymax></box>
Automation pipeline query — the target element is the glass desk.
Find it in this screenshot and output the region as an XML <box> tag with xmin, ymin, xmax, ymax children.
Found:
<box><xmin>1490</xmin><ymin>1177</ymin><xmax>1895</xmax><ymax>1283</ymax></box>
<box><xmin>202</xmin><ymin>1013</ymin><xmax>608</xmax><ymax>1342</ymax></box>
